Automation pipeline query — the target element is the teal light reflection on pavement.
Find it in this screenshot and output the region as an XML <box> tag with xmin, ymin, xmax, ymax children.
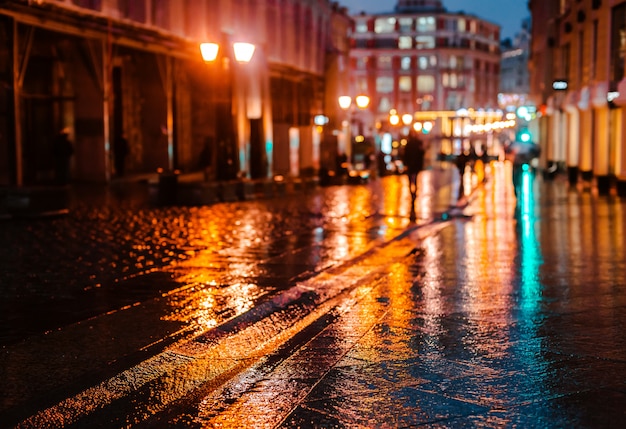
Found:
<box><xmin>518</xmin><ymin>169</ymin><xmax>543</xmax><ymax>314</ymax></box>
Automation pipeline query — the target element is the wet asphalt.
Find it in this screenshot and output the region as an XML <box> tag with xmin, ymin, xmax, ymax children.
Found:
<box><xmin>1</xmin><ymin>162</ymin><xmax>626</xmax><ymax>428</ymax></box>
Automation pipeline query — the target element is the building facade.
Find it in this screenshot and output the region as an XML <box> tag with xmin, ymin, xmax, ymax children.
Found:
<box><xmin>500</xmin><ymin>17</ymin><xmax>531</xmax><ymax>97</ymax></box>
<box><xmin>0</xmin><ymin>0</ymin><xmax>350</xmax><ymax>186</ymax></box>
<box><xmin>529</xmin><ymin>0</ymin><xmax>626</xmax><ymax>195</ymax></box>
<box><xmin>347</xmin><ymin>0</ymin><xmax>501</xmax><ymax>149</ymax></box>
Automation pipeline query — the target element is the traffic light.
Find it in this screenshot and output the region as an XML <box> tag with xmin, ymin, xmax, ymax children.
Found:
<box><xmin>517</xmin><ymin>128</ymin><xmax>532</xmax><ymax>143</ymax></box>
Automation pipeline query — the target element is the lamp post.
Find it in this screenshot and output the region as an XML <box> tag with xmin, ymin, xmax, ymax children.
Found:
<box><xmin>200</xmin><ymin>38</ymin><xmax>256</xmax><ymax>181</ymax></box>
<box><xmin>338</xmin><ymin>94</ymin><xmax>370</xmax><ymax>165</ymax></box>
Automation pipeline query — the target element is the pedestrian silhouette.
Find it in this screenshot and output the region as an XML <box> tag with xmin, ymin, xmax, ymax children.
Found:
<box><xmin>455</xmin><ymin>149</ymin><xmax>471</xmax><ymax>200</ymax></box>
<box><xmin>52</xmin><ymin>127</ymin><xmax>74</xmax><ymax>185</ymax></box>
<box><xmin>402</xmin><ymin>130</ymin><xmax>425</xmax><ymax>221</ymax></box>
<box><xmin>402</xmin><ymin>130</ymin><xmax>425</xmax><ymax>200</ymax></box>
<box><xmin>114</xmin><ymin>134</ymin><xmax>129</xmax><ymax>177</ymax></box>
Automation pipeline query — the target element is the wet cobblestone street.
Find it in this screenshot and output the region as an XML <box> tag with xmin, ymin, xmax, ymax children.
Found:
<box><xmin>2</xmin><ymin>164</ymin><xmax>626</xmax><ymax>428</ymax></box>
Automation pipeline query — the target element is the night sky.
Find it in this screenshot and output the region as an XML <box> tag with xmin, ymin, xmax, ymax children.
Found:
<box><xmin>338</xmin><ymin>0</ymin><xmax>530</xmax><ymax>41</ymax></box>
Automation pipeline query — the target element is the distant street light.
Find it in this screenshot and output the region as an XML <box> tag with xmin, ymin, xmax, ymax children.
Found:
<box><xmin>338</xmin><ymin>94</ymin><xmax>370</xmax><ymax>164</ymax></box>
<box><xmin>355</xmin><ymin>95</ymin><xmax>370</xmax><ymax>109</ymax></box>
<box><xmin>338</xmin><ymin>95</ymin><xmax>352</xmax><ymax>110</ymax></box>
<box><xmin>200</xmin><ymin>42</ymin><xmax>219</xmax><ymax>62</ymax></box>
<box><xmin>232</xmin><ymin>42</ymin><xmax>256</xmax><ymax>63</ymax></box>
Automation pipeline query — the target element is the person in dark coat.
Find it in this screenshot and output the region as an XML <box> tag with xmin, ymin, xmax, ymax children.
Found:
<box><xmin>402</xmin><ymin>130</ymin><xmax>425</xmax><ymax>199</ymax></box>
<box><xmin>455</xmin><ymin>149</ymin><xmax>471</xmax><ymax>200</ymax></box>
<box><xmin>52</xmin><ymin>127</ymin><xmax>74</xmax><ymax>184</ymax></box>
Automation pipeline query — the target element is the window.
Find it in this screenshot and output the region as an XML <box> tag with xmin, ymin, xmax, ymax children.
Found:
<box><xmin>399</xmin><ymin>76</ymin><xmax>412</xmax><ymax>92</ymax></box>
<box><xmin>378</xmin><ymin>56</ymin><xmax>393</xmax><ymax>70</ymax></box>
<box><xmin>356</xmin><ymin>21</ymin><xmax>368</xmax><ymax>33</ymax></box>
<box><xmin>356</xmin><ymin>77</ymin><xmax>368</xmax><ymax>94</ymax></box>
<box><xmin>418</xmin><ymin>56</ymin><xmax>429</xmax><ymax>70</ymax></box>
<box><xmin>457</xmin><ymin>74</ymin><xmax>465</xmax><ymax>88</ymax></box>
<box><xmin>415</xmin><ymin>36</ymin><xmax>435</xmax><ymax>49</ymax></box>
<box><xmin>450</xmin><ymin>73</ymin><xmax>458</xmax><ymax>88</ymax></box>
<box><xmin>417</xmin><ymin>75</ymin><xmax>435</xmax><ymax>92</ymax></box>
<box><xmin>419</xmin><ymin>55</ymin><xmax>437</xmax><ymax>69</ymax></box>
<box><xmin>377</xmin><ymin>77</ymin><xmax>394</xmax><ymax>94</ymax></box>
<box><xmin>378</xmin><ymin>96</ymin><xmax>392</xmax><ymax>113</ymax></box>
<box><xmin>457</xmin><ymin>18</ymin><xmax>466</xmax><ymax>32</ymax></box>
<box><xmin>356</xmin><ymin>57</ymin><xmax>368</xmax><ymax>71</ymax></box>
<box><xmin>375</xmin><ymin>17</ymin><xmax>396</xmax><ymax>34</ymax></box>
<box><xmin>399</xmin><ymin>36</ymin><xmax>413</xmax><ymax>49</ymax></box>
<box><xmin>399</xmin><ymin>17</ymin><xmax>413</xmax><ymax>32</ymax></box>
<box><xmin>401</xmin><ymin>56</ymin><xmax>412</xmax><ymax>70</ymax></box>
<box><xmin>416</xmin><ymin>16</ymin><xmax>436</xmax><ymax>32</ymax></box>
<box><xmin>377</xmin><ymin>38</ymin><xmax>398</xmax><ymax>49</ymax></box>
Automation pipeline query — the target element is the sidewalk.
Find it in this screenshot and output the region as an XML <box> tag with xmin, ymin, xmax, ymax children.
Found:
<box><xmin>4</xmin><ymin>167</ymin><xmax>467</xmax><ymax>428</ymax></box>
<box><xmin>0</xmin><ymin>171</ymin><xmax>322</xmax><ymax>219</ymax></box>
<box><xmin>145</xmin><ymin>164</ymin><xmax>626</xmax><ymax>428</ymax></box>
<box><xmin>9</xmin><ymin>164</ymin><xmax>626</xmax><ymax>427</ymax></box>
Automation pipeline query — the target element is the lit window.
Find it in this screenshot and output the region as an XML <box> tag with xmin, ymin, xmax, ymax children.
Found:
<box><xmin>356</xmin><ymin>57</ymin><xmax>368</xmax><ymax>70</ymax></box>
<box><xmin>401</xmin><ymin>56</ymin><xmax>412</xmax><ymax>70</ymax></box>
<box><xmin>450</xmin><ymin>73</ymin><xmax>458</xmax><ymax>88</ymax></box>
<box><xmin>417</xmin><ymin>75</ymin><xmax>435</xmax><ymax>92</ymax></box>
<box><xmin>399</xmin><ymin>36</ymin><xmax>413</xmax><ymax>49</ymax></box>
<box><xmin>356</xmin><ymin>21</ymin><xmax>368</xmax><ymax>33</ymax></box>
<box><xmin>376</xmin><ymin>76</ymin><xmax>394</xmax><ymax>94</ymax></box>
<box><xmin>450</xmin><ymin>55</ymin><xmax>457</xmax><ymax>69</ymax></box>
<box><xmin>430</xmin><ymin>55</ymin><xmax>438</xmax><ymax>67</ymax></box>
<box><xmin>458</xmin><ymin>18</ymin><xmax>466</xmax><ymax>32</ymax></box>
<box><xmin>399</xmin><ymin>76</ymin><xmax>412</xmax><ymax>92</ymax></box>
<box><xmin>378</xmin><ymin>56</ymin><xmax>393</xmax><ymax>70</ymax></box>
<box><xmin>378</xmin><ymin>97</ymin><xmax>392</xmax><ymax>113</ymax></box>
<box><xmin>418</xmin><ymin>56</ymin><xmax>428</xmax><ymax>70</ymax></box>
<box><xmin>375</xmin><ymin>17</ymin><xmax>396</xmax><ymax>34</ymax></box>
<box><xmin>442</xmin><ymin>73</ymin><xmax>449</xmax><ymax>87</ymax></box>
<box><xmin>416</xmin><ymin>16</ymin><xmax>435</xmax><ymax>32</ymax></box>
<box><xmin>399</xmin><ymin>17</ymin><xmax>413</xmax><ymax>32</ymax></box>
<box><xmin>416</xmin><ymin>36</ymin><xmax>435</xmax><ymax>49</ymax></box>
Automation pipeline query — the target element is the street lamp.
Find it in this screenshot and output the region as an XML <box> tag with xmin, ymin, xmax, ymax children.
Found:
<box><xmin>355</xmin><ymin>95</ymin><xmax>370</xmax><ymax>110</ymax></box>
<box><xmin>338</xmin><ymin>94</ymin><xmax>370</xmax><ymax>164</ymax></box>
<box><xmin>200</xmin><ymin>41</ymin><xmax>256</xmax><ymax>63</ymax></box>
<box><xmin>200</xmin><ymin>38</ymin><xmax>256</xmax><ymax>180</ymax></box>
